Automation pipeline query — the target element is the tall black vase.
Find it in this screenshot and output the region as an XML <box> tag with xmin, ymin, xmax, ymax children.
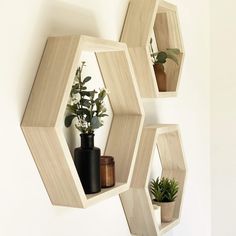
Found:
<box><xmin>74</xmin><ymin>133</ymin><xmax>101</xmax><ymax>194</ymax></box>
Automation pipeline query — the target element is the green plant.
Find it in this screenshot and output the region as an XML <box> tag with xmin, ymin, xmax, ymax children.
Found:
<box><xmin>149</xmin><ymin>38</ymin><xmax>180</xmax><ymax>65</ymax></box>
<box><xmin>65</xmin><ymin>61</ymin><xmax>108</xmax><ymax>134</ymax></box>
<box><xmin>150</xmin><ymin>177</ymin><xmax>179</xmax><ymax>202</ymax></box>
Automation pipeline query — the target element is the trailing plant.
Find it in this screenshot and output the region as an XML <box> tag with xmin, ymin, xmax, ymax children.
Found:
<box><xmin>150</xmin><ymin>177</ymin><xmax>179</xmax><ymax>202</ymax></box>
<box><xmin>149</xmin><ymin>38</ymin><xmax>180</xmax><ymax>66</ymax></box>
<box><xmin>65</xmin><ymin>61</ymin><xmax>108</xmax><ymax>134</ymax></box>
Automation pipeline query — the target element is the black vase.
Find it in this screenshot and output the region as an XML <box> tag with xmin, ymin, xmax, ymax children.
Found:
<box><xmin>74</xmin><ymin>133</ymin><xmax>101</xmax><ymax>194</ymax></box>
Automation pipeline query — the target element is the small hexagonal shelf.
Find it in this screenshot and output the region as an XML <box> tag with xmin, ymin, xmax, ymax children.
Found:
<box><xmin>120</xmin><ymin>125</ymin><xmax>186</xmax><ymax>235</ymax></box>
<box><xmin>121</xmin><ymin>0</ymin><xmax>184</xmax><ymax>98</ymax></box>
<box><xmin>21</xmin><ymin>35</ymin><xmax>144</xmax><ymax>208</ymax></box>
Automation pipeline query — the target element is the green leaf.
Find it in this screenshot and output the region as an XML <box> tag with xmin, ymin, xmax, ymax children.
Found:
<box><xmin>79</xmin><ymin>108</ymin><xmax>90</xmax><ymax>117</ymax></box>
<box><xmin>166</xmin><ymin>48</ymin><xmax>180</xmax><ymax>55</ymax></box>
<box><xmin>98</xmin><ymin>89</ymin><xmax>107</xmax><ymax>99</ymax></box>
<box><xmin>80</xmin><ymin>98</ymin><xmax>90</xmax><ymax>108</ymax></box>
<box><xmin>90</xmin><ymin>116</ymin><xmax>103</xmax><ymax>129</ymax></box>
<box><xmin>75</xmin><ymin>68</ymin><xmax>80</xmax><ymax>76</ymax></box>
<box><xmin>64</xmin><ymin>115</ymin><xmax>76</xmax><ymax>127</ymax></box>
<box><xmin>82</xmin><ymin>76</ymin><xmax>91</xmax><ymax>84</ymax></box>
<box><xmin>80</xmin><ymin>91</ymin><xmax>96</xmax><ymax>97</ymax></box>
<box><xmin>98</xmin><ymin>113</ymin><xmax>108</xmax><ymax>117</ymax></box>
<box><xmin>72</xmin><ymin>83</ymin><xmax>80</xmax><ymax>89</ymax></box>
<box><xmin>157</xmin><ymin>51</ymin><xmax>167</xmax><ymax>63</ymax></box>
<box><xmin>85</xmin><ymin>114</ymin><xmax>91</xmax><ymax>122</ymax></box>
<box><xmin>67</xmin><ymin>104</ymin><xmax>77</xmax><ymax>114</ymax></box>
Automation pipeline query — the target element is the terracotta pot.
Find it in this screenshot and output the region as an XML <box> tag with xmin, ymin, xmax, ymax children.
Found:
<box><xmin>156</xmin><ymin>201</ymin><xmax>175</xmax><ymax>222</ymax></box>
<box><xmin>153</xmin><ymin>64</ymin><xmax>167</xmax><ymax>92</ymax></box>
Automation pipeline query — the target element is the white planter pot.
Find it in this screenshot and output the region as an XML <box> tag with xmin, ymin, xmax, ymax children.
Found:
<box><xmin>155</xmin><ymin>201</ymin><xmax>175</xmax><ymax>222</ymax></box>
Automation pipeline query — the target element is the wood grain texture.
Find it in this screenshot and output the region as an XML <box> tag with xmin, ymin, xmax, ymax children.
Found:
<box><xmin>21</xmin><ymin>35</ymin><xmax>144</xmax><ymax>208</ymax></box>
<box><xmin>120</xmin><ymin>0</ymin><xmax>158</xmax><ymax>47</ymax></box>
<box><xmin>105</xmin><ymin>115</ymin><xmax>144</xmax><ymax>184</ymax></box>
<box><xmin>22</xmin><ymin>36</ymin><xmax>81</xmax><ymax>127</ymax></box>
<box><xmin>22</xmin><ymin>126</ymin><xmax>86</xmax><ymax>207</ymax></box>
<box><xmin>120</xmin><ymin>0</ymin><xmax>184</xmax><ymax>97</ymax></box>
<box><xmin>120</xmin><ymin>125</ymin><xmax>186</xmax><ymax>235</ymax></box>
<box><xmin>131</xmin><ymin>127</ymin><xmax>157</xmax><ymax>188</ymax></box>
<box><xmin>128</xmin><ymin>47</ymin><xmax>158</xmax><ymax>98</ymax></box>
<box><xmin>120</xmin><ymin>188</ymin><xmax>159</xmax><ymax>236</ymax></box>
<box><xmin>96</xmin><ymin>50</ymin><xmax>143</xmax><ymax>115</ymax></box>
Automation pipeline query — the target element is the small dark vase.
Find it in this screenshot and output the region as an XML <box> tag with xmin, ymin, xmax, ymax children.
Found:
<box><xmin>74</xmin><ymin>133</ymin><xmax>101</xmax><ymax>194</ymax></box>
<box><xmin>153</xmin><ymin>63</ymin><xmax>167</xmax><ymax>92</ymax></box>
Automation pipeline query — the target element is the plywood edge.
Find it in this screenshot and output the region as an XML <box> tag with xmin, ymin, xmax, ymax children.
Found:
<box><xmin>158</xmin><ymin>0</ymin><xmax>177</xmax><ymax>12</ymax></box>
<box><xmin>128</xmin><ymin>47</ymin><xmax>159</xmax><ymax>98</ymax></box>
<box><xmin>86</xmin><ymin>183</ymin><xmax>128</xmax><ymax>207</ymax></box>
<box><xmin>121</xmin><ymin>0</ymin><xmax>158</xmax><ymax>47</ymax></box>
<box><xmin>123</xmin><ymin>47</ymin><xmax>146</xmax><ymax>115</ymax></box>
<box><xmin>157</xmin><ymin>91</ymin><xmax>177</xmax><ymax>98</ymax></box>
<box><xmin>144</xmin><ymin>124</ymin><xmax>178</xmax><ymax>133</ymax></box>
<box><xmin>174</xmin><ymin>13</ymin><xmax>185</xmax><ymax>94</ymax></box>
<box><xmin>120</xmin><ymin>187</ymin><xmax>160</xmax><ymax>236</ymax></box>
<box><xmin>80</xmin><ymin>35</ymin><xmax>127</xmax><ymax>52</ymax></box>
<box><xmin>160</xmin><ymin>218</ymin><xmax>180</xmax><ymax>234</ymax></box>
<box><xmin>131</xmin><ymin>126</ymin><xmax>158</xmax><ymax>188</ymax></box>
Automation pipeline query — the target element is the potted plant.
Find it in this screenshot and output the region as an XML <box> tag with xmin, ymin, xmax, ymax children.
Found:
<box><xmin>150</xmin><ymin>176</ymin><xmax>179</xmax><ymax>222</ymax></box>
<box><xmin>150</xmin><ymin>38</ymin><xmax>180</xmax><ymax>92</ymax></box>
<box><xmin>65</xmin><ymin>61</ymin><xmax>109</xmax><ymax>194</ymax></box>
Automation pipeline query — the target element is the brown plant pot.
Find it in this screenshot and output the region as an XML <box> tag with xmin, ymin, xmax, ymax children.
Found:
<box><xmin>153</xmin><ymin>64</ymin><xmax>167</xmax><ymax>92</ymax></box>
<box><xmin>156</xmin><ymin>201</ymin><xmax>175</xmax><ymax>222</ymax></box>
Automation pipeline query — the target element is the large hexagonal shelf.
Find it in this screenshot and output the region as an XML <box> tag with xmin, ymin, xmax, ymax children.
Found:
<box><xmin>21</xmin><ymin>35</ymin><xmax>144</xmax><ymax>208</ymax></box>
<box><xmin>121</xmin><ymin>0</ymin><xmax>184</xmax><ymax>98</ymax></box>
<box><xmin>120</xmin><ymin>125</ymin><xmax>186</xmax><ymax>235</ymax></box>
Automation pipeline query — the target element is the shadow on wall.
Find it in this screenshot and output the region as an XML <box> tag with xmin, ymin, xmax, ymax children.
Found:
<box><xmin>143</xmin><ymin>99</ymin><xmax>160</xmax><ymax>125</ymax></box>
<box><xmin>48</xmin><ymin>1</ymin><xmax>100</xmax><ymax>36</ymax></box>
<box><xmin>17</xmin><ymin>0</ymin><xmax>99</xmax><ymax>120</ymax></box>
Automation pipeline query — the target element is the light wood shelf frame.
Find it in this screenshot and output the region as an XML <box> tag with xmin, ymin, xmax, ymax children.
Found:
<box><xmin>120</xmin><ymin>124</ymin><xmax>186</xmax><ymax>235</ymax></box>
<box><xmin>21</xmin><ymin>35</ymin><xmax>144</xmax><ymax>208</ymax></box>
<box><xmin>121</xmin><ymin>0</ymin><xmax>184</xmax><ymax>98</ymax></box>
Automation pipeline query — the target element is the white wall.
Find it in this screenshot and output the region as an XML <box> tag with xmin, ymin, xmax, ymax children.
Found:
<box><xmin>0</xmin><ymin>0</ymin><xmax>211</xmax><ymax>235</ymax></box>
<box><xmin>211</xmin><ymin>0</ymin><xmax>236</xmax><ymax>235</ymax></box>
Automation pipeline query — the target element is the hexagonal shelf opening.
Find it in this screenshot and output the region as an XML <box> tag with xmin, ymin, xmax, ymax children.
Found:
<box><xmin>120</xmin><ymin>125</ymin><xmax>186</xmax><ymax>235</ymax></box>
<box><xmin>21</xmin><ymin>35</ymin><xmax>144</xmax><ymax>208</ymax></box>
<box><xmin>63</xmin><ymin>50</ymin><xmax>113</xmax><ymax>160</ymax></box>
<box><xmin>154</xmin><ymin>2</ymin><xmax>184</xmax><ymax>93</ymax></box>
<box><xmin>121</xmin><ymin>0</ymin><xmax>184</xmax><ymax>98</ymax></box>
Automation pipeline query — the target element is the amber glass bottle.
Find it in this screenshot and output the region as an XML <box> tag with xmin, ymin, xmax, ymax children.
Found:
<box><xmin>100</xmin><ymin>156</ymin><xmax>115</xmax><ymax>188</ymax></box>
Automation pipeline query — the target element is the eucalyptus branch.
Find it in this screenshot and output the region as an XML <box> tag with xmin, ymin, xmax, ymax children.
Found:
<box><xmin>65</xmin><ymin>62</ymin><xmax>109</xmax><ymax>134</ymax></box>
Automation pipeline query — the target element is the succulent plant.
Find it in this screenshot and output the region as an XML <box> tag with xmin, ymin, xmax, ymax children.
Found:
<box><xmin>150</xmin><ymin>176</ymin><xmax>179</xmax><ymax>202</ymax></box>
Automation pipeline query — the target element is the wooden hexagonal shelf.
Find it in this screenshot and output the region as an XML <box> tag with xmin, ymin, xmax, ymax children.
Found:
<box><xmin>121</xmin><ymin>0</ymin><xmax>184</xmax><ymax>98</ymax></box>
<box><xmin>21</xmin><ymin>35</ymin><xmax>144</xmax><ymax>208</ymax></box>
<box><xmin>120</xmin><ymin>125</ymin><xmax>186</xmax><ymax>235</ymax></box>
